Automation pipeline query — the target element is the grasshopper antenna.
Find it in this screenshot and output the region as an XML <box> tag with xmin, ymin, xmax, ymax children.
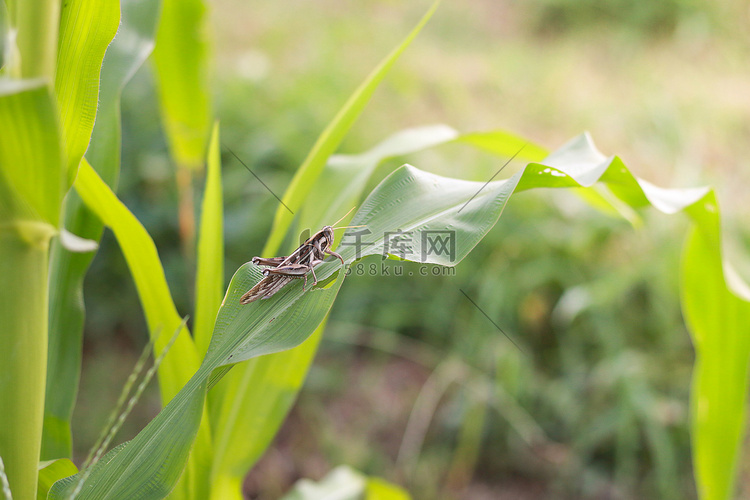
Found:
<box><xmin>331</xmin><ymin>206</ymin><xmax>357</xmax><ymax>227</ymax></box>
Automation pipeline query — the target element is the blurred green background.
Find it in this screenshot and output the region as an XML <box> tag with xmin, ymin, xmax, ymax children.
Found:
<box><xmin>75</xmin><ymin>0</ymin><xmax>750</xmax><ymax>498</ymax></box>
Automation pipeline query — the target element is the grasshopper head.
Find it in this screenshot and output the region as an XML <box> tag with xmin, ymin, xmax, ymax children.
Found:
<box><xmin>320</xmin><ymin>226</ymin><xmax>335</xmax><ymax>248</ymax></box>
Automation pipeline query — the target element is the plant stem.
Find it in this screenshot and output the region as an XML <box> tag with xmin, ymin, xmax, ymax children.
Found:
<box><xmin>0</xmin><ymin>228</ymin><xmax>50</xmax><ymax>500</ymax></box>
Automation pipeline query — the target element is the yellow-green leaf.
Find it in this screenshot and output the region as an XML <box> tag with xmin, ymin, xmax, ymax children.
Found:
<box><xmin>194</xmin><ymin>122</ymin><xmax>224</xmax><ymax>357</ymax></box>
<box><xmin>38</xmin><ymin>459</ymin><xmax>77</xmax><ymax>500</ymax></box>
<box><xmin>152</xmin><ymin>0</ymin><xmax>211</xmax><ymax>169</ymax></box>
<box><xmin>73</xmin><ymin>159</ymin><xmax>200</xmax><ymax>404</ymax></box>
<box><xmin>55</xmin><ymin>0</ymin><xmax>120</xmax><ymax>185</ymax></box>
<box><xmin>0</xmin><ymin>79</ymin><xmax>63</xmax><ymax>227</ymax></box>
<box><xmin>681</xmin><ymin>191</ymin><xmax>750</xmax><ymax>500</ymax></box>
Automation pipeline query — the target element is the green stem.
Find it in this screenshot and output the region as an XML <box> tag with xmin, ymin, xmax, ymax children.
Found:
<box><xmin>15</xmin><ymin>0</ymin><xmax>59</xmax><ymax>80</ymax></box>
<box><xmin>0</xmin><ymin>228</ymin><xmax>50</xmax><ymax>500</ymax></box>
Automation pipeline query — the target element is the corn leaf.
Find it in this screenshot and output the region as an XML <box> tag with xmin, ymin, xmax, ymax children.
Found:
<box><xmin>43</xmin><ymin>0</ymin><xmax>165</xmax><ymax>460</ymax></box>
<box><xmin>152</xmin><ymin>0</ymin><xmax>211</xmax><ymax>169</ymax></box>
<box><xmin>262</xmin><ymin>1</ymin><xmax>438</xmax><ymax>256</ymax></box>
<box><xmin>206</xmin><ymin>125</ymin><xmax>463</xmax><ymax>496</ymax></box>
<box><xmin>49</xmin><ymin>258</ymin><xmax>348</xmax><ymax>499</ymax></box>
<box><xmin>207</xmin><ymin>323</ymin><xmax>325</xmax><ymax>499</ymax></box>
<box><xmin>681</xmin><ymin>192</ymin><xmax>750</xmax><ymax>500</ymax></box>
<box><xmin>54</xmin><ymin>0</ymin><xmax>119</xmax><ymax>185</ymax></box>
<box><xmin>0</xmin><ymin>79</ymin><xmax>62</xmax><ymax>226</ymax></box>
<box><xmin>194</xmin><ymin>123</ymin><xmax>224</xmax><ymax>357</ymax></box>
<box><xmin>37</xmin><ymin>459</ymin><xmax>77</xmax><ymax>500</ymax></box>
<box><xmin>73</xmin><ymin>160</ymin><xmax>200</xmax><ymax>403</ymax></box>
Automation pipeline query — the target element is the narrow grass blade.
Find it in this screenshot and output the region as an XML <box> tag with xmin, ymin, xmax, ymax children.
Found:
<box><xmin>43</xmin><ymin>0</ymin><xmax>164</xmax><ymax>460</ymax></box>
<box><xmin>175</xmin><ymin>122</ymin><xmax>222</xmax><ymax>500</ymax></box>
<box><xmin>54</xmin><ymin>0</ymin><xmax>119</xmax><ymax>185</ymax></box>
<box><xmin>194</xmin><ymin>123</ymin><xmax>224</xmax><ymax>357</ymax></box>
<box><xmin>152</xmin><ymin>0</ymin><xmax>211</xmax><ymax>169</ymax></box>
<box><xmin>80</xmin><ymin>327</ymin><xmax>159</xmax><ymax>473</ymax></box>
<box><xmin>262</xmin><ymin>1</ymin><xmax>439</xmax><ymax>256</ymax></box>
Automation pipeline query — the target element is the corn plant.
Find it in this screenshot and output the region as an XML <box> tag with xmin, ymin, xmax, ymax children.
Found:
<box><xmin>0</xmin><ymin>0</ymin><xmax>748</xmax><ymax>499</ymax></box>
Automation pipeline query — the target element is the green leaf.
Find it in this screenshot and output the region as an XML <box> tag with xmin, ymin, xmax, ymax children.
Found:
<box><xmin>0</xmin><ymin>79</ymin><xmax>63</xmax><ymax>226</ymax></box>
<box><xmin>50</xmin><ymin>256</ymin><xmax>347</xmax><ymax>499</ymax></box>
<box><xmin>37</xmin><ymin>459</ymin><xmax>77</xmax><ymax>500</ymax></box>
<box><xmin>262</xmin><ymin>1</ymin><xmax>439</xmax><ymax>256</ymax></box>
<box><xmin>43</xmin><ymin>0</ymin><xmax>165</xmax><ymax>460</ymax></box>
<box><xmin>73</xmin><ymin>160</ymin><xmax>201</xmax><ymax>405</ymax></box>
<box><xmin>54</xmin><ymin>0</ymin><xmax>119</xmax><ymax>186</ymax></box>
<box><xmin>152</xmin><ymin>0</ymin><xmax>211</xmax><ymax>169</ymax></box>
<box><xmin>194</xmin><ymin>122</ymin><xmax>224</xmax><ymax>357</ymax></box>
<box><xmin>207</xmin><ymin>323</ymin><xmax>325</xmax><ymax>499</ymax></box>
<box><xmin>681</xmin><ymin>191</ymin><xmax>750</xmax><ymax>500</ymax></box>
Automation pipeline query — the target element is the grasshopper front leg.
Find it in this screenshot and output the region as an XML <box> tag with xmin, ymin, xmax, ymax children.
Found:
<box><xmin>325</xmin><ymin>248</ymin><xmax>344</xmax><ymax>265</ymax></box>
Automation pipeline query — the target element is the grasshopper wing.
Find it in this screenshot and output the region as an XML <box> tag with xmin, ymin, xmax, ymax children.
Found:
<box><xmin>239</xmin><ymin>275</ymin><xmax>294</xmax><ymax>304</ymax></box>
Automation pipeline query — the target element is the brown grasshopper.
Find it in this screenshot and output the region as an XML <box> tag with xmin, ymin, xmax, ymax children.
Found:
<box><xmin>240</xmin><ymin>210</ymin><xmax>360</xmax><ymax>304</ymax></box>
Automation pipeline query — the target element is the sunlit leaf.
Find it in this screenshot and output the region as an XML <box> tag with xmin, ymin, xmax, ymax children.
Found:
<box><xmin>54</xmin><ymin>0</ymin><xmax>119</xmax><ymax>185</ymax></box>
<box><xmin>681</xmin><ymin>192</ymin><xmax>750</xmax><ymax>500</ymax></box>
<box><xmin>0</xmin><ymin>79</ymin><xmax>63</xmax><ymax>226</ymax></box>
<box><xmin>194</xmin><ymin>122</ymin><xmax>224</xmax><ymax>357</ymax></box>
<box><xmin>37</xmin><ymin>459</ymin><xmax>77</xmax><ymax>500</ymax></box>
<box><xmin>152</xmin><ymin>0</ymin><xmax>211</xmax><ymax>169</ymax></box>
<box><xmin>73</xmin><ymin>160</ymin><xmax>201</xmax><ymax>404</ymax></box>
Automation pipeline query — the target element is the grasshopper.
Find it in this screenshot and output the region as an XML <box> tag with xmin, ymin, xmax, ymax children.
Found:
<box><xmin>240</xmin><ymin>210</ymin><xmax>360</xmax><ymax>304</ymax></box>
